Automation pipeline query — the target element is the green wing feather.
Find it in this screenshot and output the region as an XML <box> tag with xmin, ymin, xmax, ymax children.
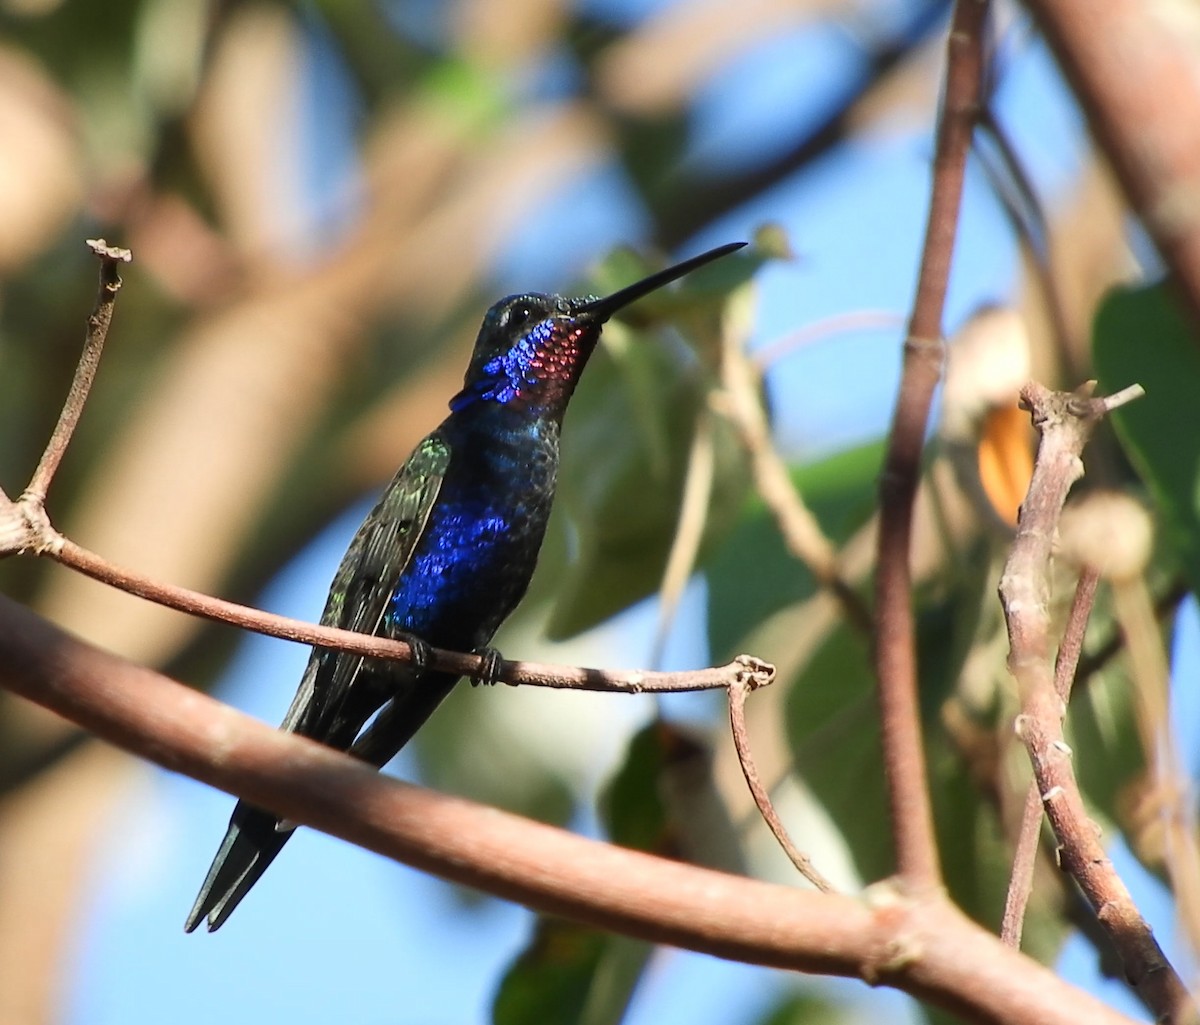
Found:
<box><xmin>280</xmin><ymin>432</ymin><xmax>450</xmax><ymax>739</ymax></box>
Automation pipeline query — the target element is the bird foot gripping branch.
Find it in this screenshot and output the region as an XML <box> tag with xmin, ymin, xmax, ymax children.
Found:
<box><xmin>469</xmin><ymin>646</ymin><xmax>505</xmax><ymax>687</ymax></box>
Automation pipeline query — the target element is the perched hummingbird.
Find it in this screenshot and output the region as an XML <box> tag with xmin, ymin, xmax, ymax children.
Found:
<box><xmin>185</xmin><ymin>241</ymin><xmax>745</xmax><ymax>932</ymax></box>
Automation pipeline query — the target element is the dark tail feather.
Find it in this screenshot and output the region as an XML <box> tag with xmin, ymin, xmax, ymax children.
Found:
<box><xmin>184</xmin><ymin>801</ymin><xmax>294</xmax><ymax>933</ymax></box>
<box><xmin>185</xmin><ymin>670</ymin><xmax>459</xmax><ymax>933</ymax></box>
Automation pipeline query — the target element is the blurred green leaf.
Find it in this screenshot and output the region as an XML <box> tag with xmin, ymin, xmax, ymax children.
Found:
<box><xmin>755</xmin><ymin>991</ymin><xmax>860</xmax><ymax>1025</ymax></box>
<box><xmin>1093</xmin><ymin>282</ymin><xmax>1200</xmax><ymax>595</ymax></box>
<box><xmin>413</xmin><ymin>680</ymin><xmax>575</xmax><ymax>827</ymax></box>
<box><xmin>601</xmin><ymin>721</ymin><xmax>673</xmax><ymax>851</ymax></box>
<box><xmin>548</xmin><ymin>256</ymin><xmax>757</xmax><ymax>638</ymax></box>
<box><xmin>785</xmin><ymin>619</ymin><xmax>891</xmax><ymax>881</ymax></box>
<box><xmin>493</xmin><ymin>918</ymin><xmax>651</xmax><ymax>1025</ymax></box>
<box><xmin>706</xmin><ymin>440</ymin><xmax>883</xmax><ymax>658</ymax></box>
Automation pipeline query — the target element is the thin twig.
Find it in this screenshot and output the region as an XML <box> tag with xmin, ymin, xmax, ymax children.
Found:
<box><xmin>1000</xmin><ymin>381</ymin><xmax>1196</xmax><ymax>1024</ymax></box>
<box><xmin>1000</xmin><ymin>567</ymin><xmax>1100</xmax><ymax>948</ymax></box>
<box><xmin>650</xmin><ymin>406</ymin><xmax>715</xmax><ymax>670</ymax></box>
<box><xmin>1112</xmin><ymin>575</ymin><xmax>1200</xmax><ymax>963</ymax></box>
<box><xmin>873</xmin><ymin>0</ymin><xmax>991</xmax><ymax>888</ymax></box>
<box><xmin>727</xmin><ymin>678</ymin><xmax>836</xmax><ymax>893</ymax></box>
<box><xmin>24</xmin><ymin>241</ymin><xmax>131</xmax><ymax>504</ymax></box>
<box><xmin>752</xmin><ymin>311</ymin><xmax>905</xmax><ymax>371</ymax></box>
<box><xmin>1001</xmin><ymin>784</ymin><xmax>1046</xmax><ymax>950</ymax></box>
<box><xmin>975</xmin><ymin>110</ymin><xmax>1082</xmax><ymax>379</ymax></box>
<box><xmin>717</xmin><ymin>328</ymin><xmax>872</xmax><ymax>634</ymax></box>
<box><xmin>1054</xmin><ymin>570</ymin><xmax>1102</xmax><ymax>699</ymax></box>
<box><xmin>35</xmin><ymin>532</ymin><xmax>770</xmax><ymax>694</ymax></box>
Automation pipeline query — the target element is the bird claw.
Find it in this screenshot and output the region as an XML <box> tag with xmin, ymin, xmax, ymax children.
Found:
<box><xmin>398</xmin><ymin>633</ymin><xmax>432</xmax><ymax>671</ymax></box>
<box><xmin>470</xmin><ymin>646</ymin><xmax>504</xmax><ymax>687</ymax></box>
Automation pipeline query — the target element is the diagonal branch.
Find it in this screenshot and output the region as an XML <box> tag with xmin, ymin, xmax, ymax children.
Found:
<box><xmin>36</xmin><ymin>531</ymin><xmax>768</xmax><ymax>695</ymax></box>
<box><xmin>728</xmin><ymin>678</ymin><xmax>836</xmax><ymax>892</ymax></box>
<box><xmin>1000</xmin><ymin>566</ymin><xmax>1099</xmax><ymax>948</ymax></box>
<box><xmin>718</xmin><ymin>331</ymin><xmax>873</xmax><ymax>634</ymax></box>
<box><xmin>0</xmin><ymin>591</ymin><xmax>1142</xmax><ymax>1025</ymax></box>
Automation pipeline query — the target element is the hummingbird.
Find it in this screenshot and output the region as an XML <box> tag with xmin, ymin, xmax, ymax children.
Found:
<box><xmin>185</xmin><ymin>240</ymin><xmax>746</xmax><ymax>932</ymax></box>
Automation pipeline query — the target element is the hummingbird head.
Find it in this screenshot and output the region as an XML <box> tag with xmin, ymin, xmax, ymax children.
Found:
<box><xmin>449</xmin><ymin>241</ymin><xmax>746</xmax><ymax>416</ymax></box>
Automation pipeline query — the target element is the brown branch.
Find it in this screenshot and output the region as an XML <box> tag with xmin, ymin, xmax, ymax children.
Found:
<box><xmin>873</xmin><ymin>0</ymin><xmax>990</xmax><ymax>888</ymax></box>
<box><xmin>33</xmin><ymin>533</ymin><xmax>768</xmax><ymax>695</ymax></box>
<box><xmin>0</xmin><ymin>592</ymin><xmax>1143</xmax><ymax>1025</ymax></box>
<box><xmin>1001</xmin><ymin>566</ymin><xmax>1099</xmax><ymax>948</ymax></box>
<box><xmin>24</xmin><ymin>241</ymin><xmax>131</xmax><ymax>504</ymax></box>
<box><xmin>999</xmin><ymin>381</ymin><xmax>1196</xmax><ymax>1024</ymax></box>
<box><xmin>727</xmin><ymin>678</ymin><xmax>836</xmax><ymax>893</ymax></box>
<box><xmin>1021</xmin><ymin>0</ymin><xmax>1200</xmax><ymax>330</ymax></box>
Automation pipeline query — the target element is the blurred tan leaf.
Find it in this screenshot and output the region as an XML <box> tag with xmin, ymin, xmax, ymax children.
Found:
<box><xmin>0</xmin><ymin>47</ymin><xmax>82</xmax><ymax>270</ymax></box>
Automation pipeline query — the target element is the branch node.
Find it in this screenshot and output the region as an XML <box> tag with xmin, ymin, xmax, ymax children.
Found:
<box><xmin>0</xmin><ymin>493</ymin><xmax>62</xmax><ymax>558</ymax></box>
<box><xmin>733</xmin><ymin>653</ymin><xmax>775</xmax><ymax>690</ymax></box>
<box><xmin>86</xmin><ymin>237</ymin><xmax>133</xmax><ymax>271</ymax></box>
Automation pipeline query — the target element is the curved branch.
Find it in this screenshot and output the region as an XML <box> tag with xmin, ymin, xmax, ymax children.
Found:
<box><xmin>0</xmin><ymin>593</ymin><xmax>1138</xmax><ymax>1025</ymax></box>
<box><xmin>728</xmin><ymin>678</ymin><xmax>836</xmax><ymax>892</ymax></box>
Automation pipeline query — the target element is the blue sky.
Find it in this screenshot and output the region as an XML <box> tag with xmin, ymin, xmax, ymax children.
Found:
<box><xmin>62</xmin><ymin>4</ymin><xmax>1178</xmax><ymax>1024</ymax></box>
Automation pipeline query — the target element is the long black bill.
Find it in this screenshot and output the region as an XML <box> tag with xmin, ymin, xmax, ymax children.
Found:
<box><xmin>575</xmin><ymin>241</ymin><xmax>747</xmax><ymax>324</ymax></box>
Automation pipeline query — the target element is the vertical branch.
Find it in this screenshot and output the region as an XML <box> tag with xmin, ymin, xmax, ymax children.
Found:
<box><xmin>24</xmin><ymin>241</ymin><xmax>131</xmax><ymax>505</ymax></box>
<box><xmin>650</xmin><ymin>407</ymin><xmax>715</xmax><ymax>670</ymax></box>
<box><xmin>873</xmin><ymin>0</ymin><xmax>989</xmax><ymax>887</ymax></box>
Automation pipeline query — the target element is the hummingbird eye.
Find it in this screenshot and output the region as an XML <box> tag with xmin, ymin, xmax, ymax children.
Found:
<box><xmin>506</xmin><ymin>302</ymin><xmax>536</xmax><ymax>330</ymax></box>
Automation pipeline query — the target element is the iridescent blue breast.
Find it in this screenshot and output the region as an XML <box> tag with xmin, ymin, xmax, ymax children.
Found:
<box><xmin>384</xmin><ymin>407</ymin><xmax>559</xmax><ymax>651</ymax></box>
